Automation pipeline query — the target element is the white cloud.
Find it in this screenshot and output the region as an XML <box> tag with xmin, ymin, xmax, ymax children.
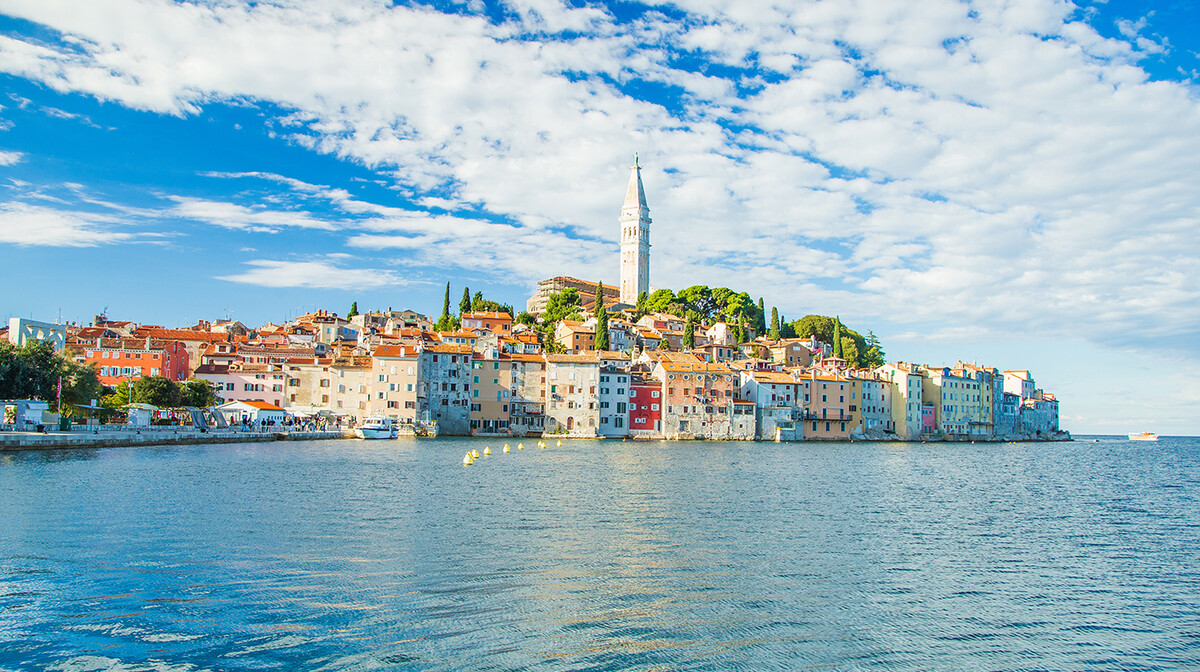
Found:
<box><xmin>0</xmin><ymin>150</ymin><xmax>22</xmax><ymax>165</ymax></box>
<box><xmin>168</xmin><ymin>196</ymin><xmax>338</xmax><ymax>232</ymax></box>
<box><xmin>0</xmin><ymin>201</ymin><xmax>134</xmax><ymax>246</ymax></box>
<box><xmin>0</xmin><ymin>0</ymin><xmax>1197</xmax><ymax>355</ymax></box>
<box><xmin>216</xmin><ymin>258</ymin><xmax>410</xmax><ymax>289</ymax></box>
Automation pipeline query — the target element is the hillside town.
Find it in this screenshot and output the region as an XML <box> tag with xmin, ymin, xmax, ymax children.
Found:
<box><xmin>2</xmin><ymin>158</ymin><xmax>1061</xmax><ymax>441</ymax></box>
<box><xmin>4</xmin><ymin>292</ymin><xmax>1061</xmax><ymax>441</ymax></box>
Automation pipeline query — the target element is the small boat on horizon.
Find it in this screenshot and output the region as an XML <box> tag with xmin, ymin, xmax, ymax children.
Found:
<box><xmin>1128</xmin><ymin>432</ymin><xmax>1159</xmax><ymax>441</ymax></box>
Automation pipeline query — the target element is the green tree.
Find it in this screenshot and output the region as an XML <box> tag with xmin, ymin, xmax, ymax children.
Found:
<box><xmin>862</xmin><ymin>330</ymin><xmax>885</xmax><ymax>368</ymax></box>
<box><xmin>347</xmin><ymin>301</ymin><xmax>359</xmax><ymax>318</ymax></box>
<box><xmin>0</xmin><ymin>341</ymin><xmax>101</xmax><ymax>413</ymax></box>
<box><xmin>435</xmin><ymin>282</ymin><xmax>459</xmax><ymax>331</ymax></box>
<box><xmin>181</xmin><ymin>379</ymin><xmax>220</xmax><ymax>407</ymax></box>
<box><xmin>515</xmin><ymin>311</ymin><xmax>537</xmax><ymax>327</ymax></box>
<box><xmin>132</xmin><ymin>376</ymin><xmax>182</xmax><ymax>408</ymax></box>
<box><xmin>595</xmin><ymin>306</ymin><xmax>610</xmax><ymax>351</ymax></box>
<box><xmin>769</xmin><ymin>307</ymin><xmax>780</xmax><ymax>340</ymax></box>
<box><xmin>636</xmin><ymin>291</ymin><xmax>649</xmax><ymax>315</ymax></box>
<box><xmin>683</xmin><ymin>315</ymin><xmax>695</xmax><ymax>349</ymax></box>
<box><xmin>677</xmin><ymin>285</ymin><xmax>714</xmax><ymax>319</ymax></box>
<box><xmin>460</xmin><ymin>286</ymin><xmax>471</xmax><ymax>315</ymax></box>
<box><xmin>833</xmin><ymin>317</ymin><xmax>843</xmax><ymax>358</ymax></box>
<box><xmin>644</xmin><ymin>288</ymin><xmax>676</xmax><ymax>314</ymax></box>
<box><xmin>841</xmin><ymin>337</ymin><xmax>860</xmax><ymax>367</ymax></box>
<box><xmin>542</xmin><ymin>288</ymin><xmax>582</xmax><ymax>323</ymax></box>
<box><xmin>756</xmin><ymin>298</ymin><xmax>767</xmax><ymax>334</ymax></box>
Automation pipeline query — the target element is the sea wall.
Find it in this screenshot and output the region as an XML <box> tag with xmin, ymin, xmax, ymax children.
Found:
<box><xmin>0</xmin><ymin>428</ymin><xmax>354</xmax><ymax>450</ymax></box>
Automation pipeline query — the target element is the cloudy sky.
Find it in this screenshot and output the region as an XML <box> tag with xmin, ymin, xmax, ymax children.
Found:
<box><xmin>1</xmin><ymin>0</ymin><xmax>1198</xmax><ymax>434</ymax></box>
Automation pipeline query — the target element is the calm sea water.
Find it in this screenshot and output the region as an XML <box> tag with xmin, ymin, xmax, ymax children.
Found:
<box><xmin>1</xmin><ymin>436</ymin><xmax>1199</xmax><ymax>671</ymax></box>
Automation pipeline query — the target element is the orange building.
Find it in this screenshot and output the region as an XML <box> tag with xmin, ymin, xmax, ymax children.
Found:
<box><xmin>77</xmin><ymin>338</ymin><xmax>190</xmax><ymax>386</ymax></box>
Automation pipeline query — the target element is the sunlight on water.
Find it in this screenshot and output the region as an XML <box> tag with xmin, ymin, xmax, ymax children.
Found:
<box><xmin>2</xmin><ymin>437</ymin><xmax>1199</xmax><ymax>670</ymax></box>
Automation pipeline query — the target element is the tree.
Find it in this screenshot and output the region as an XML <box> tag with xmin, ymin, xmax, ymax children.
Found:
<box><xmin>435</xmin><ymin>282</ymin><xmax>459</xmax><ymax>331</ymax></box>
<box><xmin>769</xmin><ymin>307</ymin><xmax>780</xmax><ymax>340</ymax></box>
<box><xmin>594</xmin><ymin>281</ymin><xmax>606</xmax><ymax>318</ymax></box>
<box><xmin>677</xmin><ymin>285</ymin><xmax>715</xmax><ymax>319</ymax></box>
<box><xmin>644</xmin><ymin>288</ymin><xmax>676</xmax><ymax>314</ymax></box>
<box><xmin>595</xmin><ymin>305</ymin><xmax>610</xmax><ymax>351</ymax></box>
<box><xmin>841</xmin><ymin>337</ymin><xmax>859</xmax><ymax>367</ymax></box>
<box><xmin>542</xmin><ymin>288</ymin><xmax>582</xmax><ymax>323</ymax></box>
<box><xmin>756</xmin><ymin>298</ymin><xmax>767</xmax><ymax>334</ymax></box>
<box><xmin>460</xmin><ymin>286</ymin><xmax>471</xmax><ymax>315</ymax></box>
<box><xmin>779</xmin><ymin>313</ymin><xmax>796</xmax><ymax>339</ymax></box>
<box><xmin>683</xmin><ymin>315</ymin><xmax>695</xmax><ymax>349</ymax></box>
<box><xmin>181</xmin><ymin>379</ymin><xmax>220</xmax><ymax>407</ymax></box>
<box><xmin>347</xmin><ymin>301</ymin><xmax>359</xmax><ymax>318</ymax></box>
<box><xmin>515</xmin><ymin>311</ymin><xmax>537</xmax><ymax>327</ymax></box>
<box><xmin>833</xmin><ymin>317</ymin><xmax>843</xmax><ymax>358</ymax></box>
<box><xmin>131</xmin><ymin>376</ymin><xmax>182</xmax><ymax>408</ymax></box>
<box><xmin>0</xmin><ymin>341</ymin><xmax>101</xmax><ymax>413</ymax></box>
<box><xmin>636</xmin><ymin>291</ymin><xmax>649</xmax><ymax>315</ymax></box>
<box><xmin>863</xmin><ymin>330</ymin><xmax>885</xmax><ymax>368</ymax></box>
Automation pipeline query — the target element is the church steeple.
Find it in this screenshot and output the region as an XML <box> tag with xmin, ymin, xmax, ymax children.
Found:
<box><xmin>619</xmin><ymin>154</ymin><xmax>651</xmax><ymax>305</ymax></box>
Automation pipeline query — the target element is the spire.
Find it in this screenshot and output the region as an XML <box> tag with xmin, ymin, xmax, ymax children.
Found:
<box><xmin>623</xmin><ymin>153</ymin><xmax>648</xmax><ymax>213</ymax></box>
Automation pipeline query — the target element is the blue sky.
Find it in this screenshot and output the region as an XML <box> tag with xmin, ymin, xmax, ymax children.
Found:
<box><xmin>2</xmin><ymin>0</ymin><xmax>1199</xmax><ymax>434</ymax></box>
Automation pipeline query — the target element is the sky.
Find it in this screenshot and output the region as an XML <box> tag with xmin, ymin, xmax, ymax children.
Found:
<box><xmin>1</xmin><ymin>0</ymin><xmax>1198</xmax><ymax>435</ymax></box>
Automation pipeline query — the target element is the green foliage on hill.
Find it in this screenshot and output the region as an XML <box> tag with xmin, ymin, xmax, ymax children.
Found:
<box><xmin>542</xmin><ymin>287</ymin><xmax>583</xmax><ymax>323</ymax></box>
<box><xmin>789</xmin><ymin>315</ymin><xmax>885</xmax><ymax>369</ymax></box>
<box><xmin>640</xmin><ymin>285</ymin><xmax>760</xmax><ymax>329</ymax></box>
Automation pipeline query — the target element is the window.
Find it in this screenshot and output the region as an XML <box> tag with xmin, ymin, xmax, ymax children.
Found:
<box><xmin>651</xmin><ymin>404</ymin><xmax>659</xmax><ymax>411</ymax></box>
<box><xmin>651</xmin><ymin>391</ymin><xmax>660</xmax><ymax>398</ymax></box>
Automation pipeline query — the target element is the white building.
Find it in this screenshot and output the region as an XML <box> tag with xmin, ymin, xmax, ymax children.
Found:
<box><xmin>598</xmin><ymin>365</ymin><xmax>630</xmax><ymax>437</ymax></box>
<box><xmin>8</xmin><ymin>317</ymin><xmax>66</xmax><ymax>351</ymax></box>
<box><xmin>619</xmin><ymin>155</ymin><xmax>651</xmax><ymax>304</ymax></box>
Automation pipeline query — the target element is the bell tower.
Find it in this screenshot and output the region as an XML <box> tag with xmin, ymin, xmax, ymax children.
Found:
<box><xmin>619</xmin><ymin>154</ymin><xmax>651</xmax><ymax>305</ymax></box>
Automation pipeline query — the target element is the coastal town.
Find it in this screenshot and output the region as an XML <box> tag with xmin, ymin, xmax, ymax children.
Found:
<box><xmin>2</xmin><ymin>159</ymin><xmax>1062</xmax><ymax>442</ymax></box>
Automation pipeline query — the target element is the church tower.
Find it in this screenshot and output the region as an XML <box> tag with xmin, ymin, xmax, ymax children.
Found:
<box><xmin>619</xmin><ymin>154</ymin><xmax>651</xmax><ymax>305</ymax></box>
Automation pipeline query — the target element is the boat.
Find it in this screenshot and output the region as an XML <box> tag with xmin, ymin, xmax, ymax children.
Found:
<box><xmin>356</xmin><ymin>417</ymin><xmax>397</xmax><ymax>439</ymax></box>
<box><xmin>1128</xmin><ymin>432</ymin><xmax>1159</xmax><ymax>441</ymax></box>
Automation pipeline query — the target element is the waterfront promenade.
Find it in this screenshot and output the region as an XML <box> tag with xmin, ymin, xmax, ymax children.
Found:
<box><xmin>0</xmin><ymin>426</ymin><xmax>352</xmax><ymax>450</ymax></box>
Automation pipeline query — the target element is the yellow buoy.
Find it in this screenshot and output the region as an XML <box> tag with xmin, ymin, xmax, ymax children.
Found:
<box><xmin>503</xmin><ymin>445</ymin><xmax>510</xmax><ymax>453</ymax></box>
<box><xmin>518</xmin><ymin>442</ymin><xmax>524</xmax><ymax>450</ymax></box>
<box><xmin>483</xmin><ymin>446</ymin><xmax>491</xmax><ymax>455</ymax></box>
<box><xmin>556</xmin><ymin>440</ymin><xmax>562</xmax><ymax>447</ymax></box>
<box><xmin>472</xmin><ymin>449</ymin><xmax>480</xmax><ymax>458</ymax></box>
<box><xmin>463</xmin><ymin>454</ymin><xmax>473</xmax><ymax>466</ymax></box>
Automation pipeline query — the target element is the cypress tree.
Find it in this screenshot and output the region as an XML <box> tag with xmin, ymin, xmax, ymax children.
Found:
<box><xmin>756</xmin><ymin>297</ymin><xmax>767</xmax><ymax>334</ymax></box>
<box><xmin>833</xmin><ymin>316</ymin><xmax>843</xmax><ymax>358</ymax></box>
<box><xmin>442</xmin><ymin>282</ymin><xmax>451</xmax><ymax>319</ymax></box>
<box><xmin>769</xmin><ymin>307</ymin><xmax>780</xmax><ymax>340</ymax></box>
<box><xmin>683</xmin><ymin>315</ymin><xmax>695</xmax><ymax>349</ymax></box>
<box><xmin>595</xmin><ymin>307</ymin><xmax>610</xmax><ymax>351</ymax></box>
<box><xmin>460</xmin><ymin>286</ymin><xmax>471</xmax><ymax>315</ymax></box>
<box><xmin>347</xmin><ymin>301</ymin><xmax>359</xmax><ymax>318</ymax></box>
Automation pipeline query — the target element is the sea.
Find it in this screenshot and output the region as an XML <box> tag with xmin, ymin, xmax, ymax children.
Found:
<box><xmin>1</xmin><ymin>435</ymin><xmax>1198</xmax><ymax>671</ymax></box>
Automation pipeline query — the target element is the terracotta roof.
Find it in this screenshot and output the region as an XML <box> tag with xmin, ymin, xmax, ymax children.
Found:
<box><xmin>752</xmin><ymin>372</ymin><xmax>799</xmax><ymax>384</ymax></box>
<box><xmin>544</xmin><ymin>353</ymin><xmax>600</xmax><ymax>364</ymax></box>
<box><xmin>373</xmin><ymin>345</ymin><xmax>416</xmax><ymax>358</ymax></box>
<box><xmin>239</xmin><ymin>401</ymin><xmax>285</xmax><ymax>410</ymax></box>
<box><xmin>659</xmin><ymin>361</ymin><xmax>732</xmax><ymax>374</ymax></box>
<box><xmin>423</xmin><ymin>343</ymin><xmax>474</xmax><ymax>354</ymax></box>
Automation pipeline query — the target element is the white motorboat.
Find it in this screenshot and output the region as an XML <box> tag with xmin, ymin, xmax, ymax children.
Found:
<box><xmin>356</xmin><ymin>418</ymin><xmax>397</xmax><ymax>439</ymax></box>
<box><xmin>1128</xmin><ymin>432</ymin><xmax>1159</xmax><ymax>441</ymax></box>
